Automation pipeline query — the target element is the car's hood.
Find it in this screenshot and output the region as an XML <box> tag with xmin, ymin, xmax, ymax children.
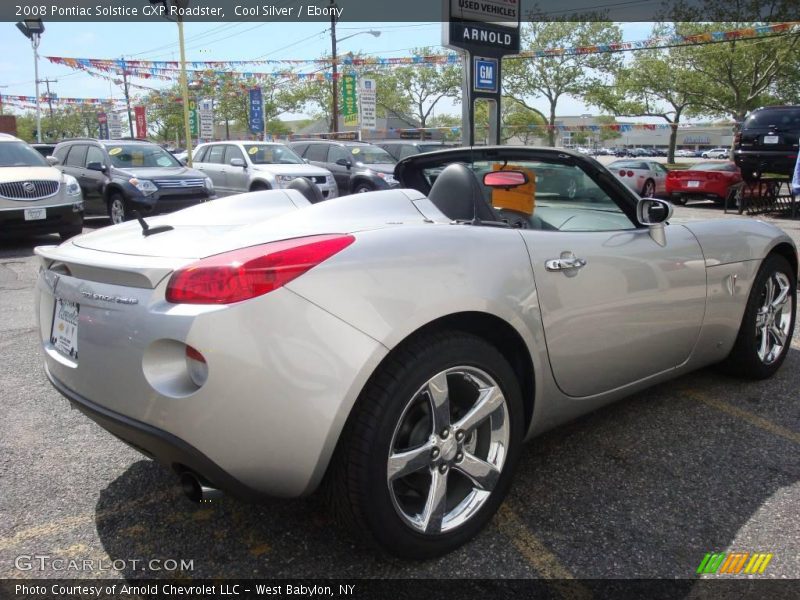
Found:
<box><xmin>0</xmin><ymin>166</ymin><xmax>63</xmax><ymax>181</ymax></box>
<box><xmin>70</xmin><ymin>188</ymin><xmax>433</xmax><ymax>259</ymax></box>
<box><xmin>249</xmin><ymin>163</ymin><xmax>330</xmax><ymax>177</ymax></box>
<box><xmin>115</xmin><ymin>166</ymin><xmax>204</xmax><ymax>179</ymax></box>
<box><xmin>356</xmin><ymin>163</ymin><xmax>396</xmax><ymax>174</ymax></box>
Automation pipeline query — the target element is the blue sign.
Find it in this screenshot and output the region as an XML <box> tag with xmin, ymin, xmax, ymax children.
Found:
<box><xmin>248</xmin><ymin>88</ymin><xmax>263</xmax><ymax>134</ymax></box>
<box><xmin>473</xmin><ymin>57</ymin><xmax>498</xmax><ymax>93</ymax></box>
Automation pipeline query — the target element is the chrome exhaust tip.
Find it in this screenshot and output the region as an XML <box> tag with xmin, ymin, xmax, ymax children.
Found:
<box><xmin>180</xmin><ymin>472</ymin><xmax>223</xmax><ymax>503</ymax></box>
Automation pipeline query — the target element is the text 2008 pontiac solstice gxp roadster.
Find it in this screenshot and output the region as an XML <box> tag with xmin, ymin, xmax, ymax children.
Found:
<box><xmin>35</xmin><ymin>147</ymin><xmax>796</xmax><ymax>558</ymax></box>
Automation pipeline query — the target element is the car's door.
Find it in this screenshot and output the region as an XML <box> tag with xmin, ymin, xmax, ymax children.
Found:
<box><xmin>80</xmin><ymin>145</ymin><xmax>107</xmax><ymax>213</ymax></box>
<box><xmin>61</xmin><ymin>144</ymin><xmax>87</xmax><ymax>190</ymax></box>
<box><xmin>201</xmin><ymin>145</ymin><xmax>228</xmax><ymax>194</ymax></box>
<box><xmin>411</xmin><ymin>152</ymin><xmax>707</xmax><ymax>398</ymax></box>
<box><xmin>650</xmin><ymin>162</ymin><xmax>669</xmax><ymax>194</ymax></box>
<box><xmin>323</xmin><ymin>145</ymin><xmax>352</xmax><ymax>193</ymax></box>
<box><xmin>224</xmin><ymin>145</ymin><xmax>249</xmax><ymax>194</ymax></box>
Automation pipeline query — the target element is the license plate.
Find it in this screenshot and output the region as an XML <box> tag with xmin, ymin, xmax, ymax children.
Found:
<box><xmin>51</xmin><ymin>298</ymin><xmax>79</xmax><ymax>360</ymax></box>
<box><xmin>687</xmin><ymin>181</ymin><xmax>700</xmax><ymax>188</ymax></box>
<box><xmin>763</xmin><ymin>135</ymin><xmax>779</xmax><ymax>144</ymax></box>
<box><xmin>24</xmin><ymin>207</ymin><xmax>46</xmax><ymax>221</ymax></box>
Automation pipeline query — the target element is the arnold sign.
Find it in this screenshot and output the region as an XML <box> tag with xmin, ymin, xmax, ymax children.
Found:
<box><xmin>444</xmin><ymin>0</ymin><xmax>521</xmax><ymax>56</ymax></box>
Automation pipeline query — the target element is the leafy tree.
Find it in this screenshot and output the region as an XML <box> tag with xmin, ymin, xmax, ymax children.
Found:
<box><xmin>503</xmin><ymin>21</ymin><xmax>623</xmax><ymax>146</ymax></box>
<box><xmin>373</xmin><ymin>47</ymin><xmax>462</xmax><ymax>136</ymax></box>
<box><xmin>585</xmin><ymin>23</ymin><xmax>697</xmax><ymax>162</ymax></box>
<box><xmin>674</xmin><ymin>21</ymin><xmax>800</xmax><ymax>122</ymax></box>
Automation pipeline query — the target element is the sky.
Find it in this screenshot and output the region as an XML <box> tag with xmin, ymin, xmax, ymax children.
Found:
<box><xmin>1</xmin><ymin>21</ymin><xmax>655</xmax><ymax>120</ymax></box>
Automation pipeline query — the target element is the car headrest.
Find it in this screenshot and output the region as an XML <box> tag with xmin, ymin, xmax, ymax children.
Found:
<box><xmin>427</xmin><ymin>163</ymin><xmax>499</xmax><ymax>222</ymax></box>
<box><xmin>286</xmin><ymin>176</ymin><xmax>325</xmax><ymax>204</ymax></box>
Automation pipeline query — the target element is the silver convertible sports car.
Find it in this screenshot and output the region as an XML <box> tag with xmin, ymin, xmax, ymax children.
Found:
<box><xmin>35</xmin><ymin>147</ymin><xmax>796</xmax><ymax>559</ymax></box>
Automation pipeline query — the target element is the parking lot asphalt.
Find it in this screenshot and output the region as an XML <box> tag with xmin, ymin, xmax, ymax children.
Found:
<box><xmin>1</xmin><ymin>204</ymin><xmax>798</xmax><ymax>582</ymax></box>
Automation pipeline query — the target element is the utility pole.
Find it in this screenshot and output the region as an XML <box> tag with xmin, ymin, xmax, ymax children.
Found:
<box><xmin>329</xmin><ymin>0</ymin><xmax>338</xmax><ymax>134</ymax></box>
<box><xmin>120</xmin><ymin>57</ymin><xmax>134</xmax><ymax>138</ymax></box>
<box><xmin>40</xmin><ymin>78</ymin><xmax>57</xmax><ymax>119</ymax></box>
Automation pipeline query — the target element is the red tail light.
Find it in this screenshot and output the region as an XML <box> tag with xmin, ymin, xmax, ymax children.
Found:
<box><xmin>627</xmin><ymin>170</ymin><xmax>634</xmax><ymax>177</ymax></box>
<box><xmin>166</xmin><ymin>234</ymin><xmax>355</xmax><ymax>304</ymax></box>
<box><xmin>619</xmin><ymin>169</ymin><xmax>626</xmax><ymax>176</ymax></box>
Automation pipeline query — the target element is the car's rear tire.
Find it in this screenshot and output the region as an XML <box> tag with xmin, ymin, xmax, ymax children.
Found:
<box><xmin>719</xmin><ymin>254</ymin><xmax>796</xmax><ymax>379</ymax></box>
<box><xmin>250</xmin><ymin>182</ymin><xmax>270</xmax><ymax>192</ymax></box>
<box><xmin>353</xmin><ymin>182</ymin><xmax>374</xmax><ymax>194</ymax></box>
<box><xmin>327</xmin><ymin>331</ymin><xmax>524</xmax><ymax>559</ymax></box>
<box><xmin>672</xmin><ymin>196</ymin><xmax>687</xmax><ymax>206</ymax></box>
<box><xmin>108</xmin><ymin>193</ymin><xmax>130</xmax><ymax>225</ymax></box>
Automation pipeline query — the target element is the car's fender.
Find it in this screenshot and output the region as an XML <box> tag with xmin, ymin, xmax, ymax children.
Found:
<box><xmin>285</xmin><ymin>222</ymin><xmax>549</xmax><ymax>428</ymax></box>
<box><xmin>680</xmin><ymin>218</ymin><xmax>796</xmax><ymax>268</ymax></box>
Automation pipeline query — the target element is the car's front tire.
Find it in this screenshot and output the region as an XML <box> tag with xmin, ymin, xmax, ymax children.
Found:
<box><xmin>353</xmin><ymin>182</ymin><xmax>374</xmax><ymax>194</ymax></box>
<box><xmin>720</xmin><ymin>254</ymin><xmax>796</xmax><ymax>379</ymax></box>
<box><xmin>328</xmin><ymin>331</ymin><xmax>524</xmax><ymax>559</ymax></box>
<box><xmin>641</xmin><ymin>179</ymin><xmax>655</xmax><ymax>197</ymax></box>
<box><xmin>108</xmin><ymin>193</ymin><xmax>130</xmax><ymax>225</ymax></box>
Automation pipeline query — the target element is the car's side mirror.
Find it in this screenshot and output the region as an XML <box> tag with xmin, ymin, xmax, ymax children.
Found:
<box><xmin>483</xmin><ymin>170</ymin><xmax>528</xmax><ymax>188</ymax></box>
<box><xmin>637</xmin><ymin>197</ymin><xmax>673</xmax><ymax>246</ymax></box>
<box><xmin>229</xmin><ymin>158</ymin><xmax>246</xmax><ymax>168</ymax></box>
<box><xmin>86</xmin><ymin>161</ymin><xmax>106</xmax><ymax>172</ymax></box>
<box><xmin>336</xmin><ymin>158</ymin><xmax>352</xmax><ymax>168</ymax></box>
<box><xmin>46</xmin><ymin>156</ymin><xmax>60</xmax><ymax>166</ymax></box>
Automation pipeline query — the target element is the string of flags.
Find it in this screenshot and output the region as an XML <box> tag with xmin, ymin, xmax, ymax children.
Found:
<box><xmin>43</xmin><ymin>21</ymin><xmax>797</xmax><ymax>76</ymax></box>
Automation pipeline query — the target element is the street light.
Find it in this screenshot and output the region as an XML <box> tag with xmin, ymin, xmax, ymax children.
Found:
<box><xmin>149</xmin><ymin>0</ymin><xmax>194</xmax><ymax>165</ymax></box>
<box><xmin>328</xmin><ymin>2</ymin><xmax>380</xmax><ymax>133</ymax></box>
<box><xmin>16</xmin><ymin>19</ymin><xmax>45</xmax><ymax>143</ymax></box>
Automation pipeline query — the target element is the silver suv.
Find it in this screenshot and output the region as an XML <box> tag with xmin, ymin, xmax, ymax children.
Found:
<box><xmin>193</xmin><ymin>141</ymin><xmax>337</xmax><ymax>200</ymax></box>
<box><xmin>0</xmin><ymin>134</ymin><xmax>84</xmax><ymax>240</ymax></box>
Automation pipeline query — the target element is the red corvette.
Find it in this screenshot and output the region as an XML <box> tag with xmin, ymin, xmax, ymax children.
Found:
<box><xmin>666</xmin><ymin>161</ymin><xmax>742</xmax><ymax>205</ymax></box>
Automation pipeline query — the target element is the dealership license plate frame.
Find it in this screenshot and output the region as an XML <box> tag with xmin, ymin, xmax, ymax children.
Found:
<box><xmin>687</xmin><ymin>180</ymin><xmax>700</xmax><ymax>188</ymax></box>
<box><xmin>51</xmin><ymin>298</ymin><xmax>79</xmax><ymax>360</ymax></box>
<box><xmin>24</xmin><ymin>207</ymin><xmax>46</xmax><ymax>221</ymax></box>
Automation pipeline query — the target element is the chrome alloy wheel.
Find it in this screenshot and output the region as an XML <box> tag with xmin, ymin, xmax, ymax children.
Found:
<box><xmin>110</xmin><ymin>198</ymin><xmax>126</xmax><ymax>224</ymax></box>
<box><xmin>386</xmin><ymin>367</ymin><xmax>509</xmax><ymax>534</ymax></box>
<box><xmin>755</xmin><ymin>272</ymin><xmax>792</xmax><ymax>365</ymax></box>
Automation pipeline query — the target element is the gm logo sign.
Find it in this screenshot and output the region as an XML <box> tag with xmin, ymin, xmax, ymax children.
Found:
<box><xmin>473</xmin><ymin>57</ymin><xmax>498</xmax><ymax>93</ymax></box>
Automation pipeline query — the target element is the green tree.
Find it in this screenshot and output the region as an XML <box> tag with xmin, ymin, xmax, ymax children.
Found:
<box><xmin>667</xmin><ymin>14</ymin><xmax>800</xmax><ymax>122</ymax></box>
<box><xmin>585</xmin><ymin>23</ymin><xmax>697</xmax><ymax>162</ymax></box>
<box><xmin>373</xmin><ymin>48</ymin><xmax>462</xmax><ymax>136</ymax></box>
<box><xmin>504</xmin><ymin>21</ymin><xmax>623</xmax><ymax>146</ymax></box>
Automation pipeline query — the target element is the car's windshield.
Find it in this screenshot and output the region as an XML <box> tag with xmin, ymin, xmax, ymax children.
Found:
<box><xmin>744</xmin><ymin>109</ymin><xmax>800</xmax><ymax>129</ymax></box>
<box><xmin>350</xmin><ymin>146</ymin><xmax>396</xmax><ymax>164</ymax></box>
<box><xmin>0</xmin><ymin>141</ymin><xmax>48</xmax><ymax>167</ymax></box>
<box><xmin>420</xmin><ymin>158</ymin><xmax>635</xmax><ymax>232</ymax></box>
<box><xmin>688</xmin><ymin>162</ymin><xmax>737</xmax><ymax>171</ymax></box>
<box><xmin>609</xmin><ymin>161</ymin><xmax>648</xmax><ymax>170</ymax></box>
<box><xmin>244</xmin><ymin>144</ymin><xmax>303</xmax><ymax>165</ymax></box>
<box><xmin>105</xmin><ymin>144</ymin><xmax>181</xmax><ymax>168</ymax></box>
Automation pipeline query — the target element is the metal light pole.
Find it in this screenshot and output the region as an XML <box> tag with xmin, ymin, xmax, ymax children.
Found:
<box><xmin>16</xmin><ymin>19</ymin><xmax>45</xmax><ymax>143</ymax></box>
<box><xmin>150</xmin><ymin>0</ymin><xmax>193</xmax><ymax>165</ymax></box>
<box><xmin>329</xmin><ymin>0</ymin><xmax>338</xmax><ymax>133</ymax></box>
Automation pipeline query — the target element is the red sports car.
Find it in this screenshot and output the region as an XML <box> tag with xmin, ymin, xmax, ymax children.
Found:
<box><xmin>666</xmin><ymin>161</ymin><xmax>742</xmax><ymax>205</ymax></box>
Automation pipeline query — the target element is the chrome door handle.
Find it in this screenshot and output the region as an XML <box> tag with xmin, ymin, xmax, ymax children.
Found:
<box><xmin>545</xmin><ymin>257</ymin><xmax>587</xmax><ymax>271</ymax></box>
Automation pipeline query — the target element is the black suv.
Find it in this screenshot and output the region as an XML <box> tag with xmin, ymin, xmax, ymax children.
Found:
<box><xmin>52</xmin><ymin>139</ymin><xmax>215</xmax><ymax>224</ymax></box>
<box><xmin>734</xmin><ymin>105</ymin><xmax>800</xmax><ymax>181</ymax></box>
<box><xmin>288</xmin><ymin>140</ymin><xmax>398</xmax><ymax>195</ymax></box>
<box><xmin>375</xmin><ymin>140</ymin><xmax>457</xmax><ymax>160</ymax></box>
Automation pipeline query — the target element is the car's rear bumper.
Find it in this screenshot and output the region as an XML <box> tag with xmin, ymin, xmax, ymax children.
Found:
<box><xmin>668</xmin><ymin>189</ymin><xmax>726</xmax><ymax>201</ymax></box>
<box><xmin>36</xmin><ymin>262</ymin><xmax>387</xmax><ymax>498</ymax></box>
<box><xmin>734</xmin><ymin>151</ymin><xmax>798</xmax><ymax>177</ymax></box>
<box><xmin>46</xmin><ymin>365</ymin><xmax>266</xmax><ymax>501</ymax></box>
<box><xmin>0</xmin><ymin>202</ymin><xmax>83</xmax><ymax>238</ymax></box>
